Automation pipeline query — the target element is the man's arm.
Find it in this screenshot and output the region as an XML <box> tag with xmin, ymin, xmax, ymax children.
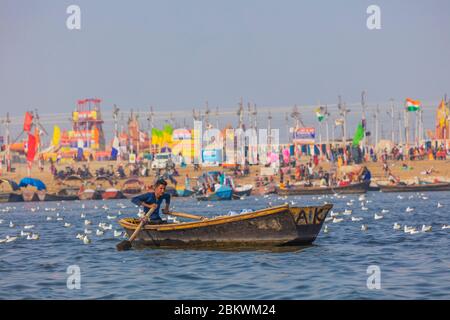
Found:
<box><xmin>131</xmin><ymin>192</ymin><xmax>151</xmax><ymax>206</ymax></box>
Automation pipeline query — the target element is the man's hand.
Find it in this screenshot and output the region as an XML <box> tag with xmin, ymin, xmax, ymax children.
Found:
<box><xmin>143</xmin><ymin>203</ymin><xmax>157</xmax><ymax>210</ymax></box>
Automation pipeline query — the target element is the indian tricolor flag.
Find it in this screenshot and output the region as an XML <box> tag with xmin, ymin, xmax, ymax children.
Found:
<box><xmin>315</xmin><ymin>108</ymin><xmax>325</xmax><ymax>122</ymax></box>
<box><xmin>406</xmin><ymin>98</ymin><xmax>421</xmax><ymax>112</ymax></box>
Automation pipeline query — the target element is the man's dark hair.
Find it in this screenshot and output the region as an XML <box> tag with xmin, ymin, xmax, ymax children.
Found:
<box><xmin>154</xmin><ymin>179</ymin><xmax>167</xmax><ymax>188</ymax></box>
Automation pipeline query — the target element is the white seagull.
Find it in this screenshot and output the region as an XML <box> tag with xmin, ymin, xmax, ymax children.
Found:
<box><xmin>374</xmin><ymin>213</ymin><xmax>383</xmax><ymax>220</ymax></box>
<box><xmin>83</xmin><ymin>235</ymin><xmax>91</xmax><ymax>244</ymax></box>
<box><xmin>332</xmin><ymin>217</ymin><xmax>343</xmax><ymax>223</ymax></box>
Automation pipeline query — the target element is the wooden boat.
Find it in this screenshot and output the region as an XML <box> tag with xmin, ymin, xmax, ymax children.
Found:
<box><xmin>176</xmin><ymin>188</ymin><xmax>195</xmax><ymax>197</ymax></box>
<box><xmin>102</xmin><ymin>188</ymin><xmax>126</xmax><ymax>200</ymax></box>
<box><xmin>21</xmin><ymin>190</ymin><xmax>40</xmax><ymax>202</ymax></box>
<box><xmin>78</xmin><ymin>189</ymin><xmax>103</xmax><ymax>200</ymax></box>
<box><xmin>121</xmin><ymin>178</ymin><xmax>144</xmax><ymax>198</ymax></box>
<box><xmin>377</xmin><ymin>182</ymin><xmax>450</xmax><ymax>193</ymax></box>
<box><xmin>118</xmin><ymin>204</ymin><xmax>333</xmax><ymax>249</ymax></box>
<box><xmin>196</xmin><ymin>185</ymin><xmax>233</xmax><ymax>201</ymax></box>
<box><xmin>232</xmin><ymin>184</ymin><xmax>253</xmax><ymax>199</ymax></box>
<box><xmin>276</xmin><ymin>180</ymin><xmax>371</xmax><ymax>196</ymax></box>
<box><xmin>0</xmin><ymin>179</ymin><xmax>23</xmax><ymax>203</ymax></box>
<box><xmin>36</xmin><ymin>190</ymin><xmax>79</xmax><ymax>202</ymax></box>
<box><xmin>253</xmin><ymin>183</ymin><xmax>277</xmax><ymax>196</ymax></box>
<box><xmin>0</xmin><ymin>192</ymin><xmax>23</xmax><ymax>203</ymax></box>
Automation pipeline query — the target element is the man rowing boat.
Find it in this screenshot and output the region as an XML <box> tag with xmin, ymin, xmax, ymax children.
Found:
<box><xmin>131</xmin><ymin>179</ymin><xmax>171</xmax><ymax>224</ymax></box>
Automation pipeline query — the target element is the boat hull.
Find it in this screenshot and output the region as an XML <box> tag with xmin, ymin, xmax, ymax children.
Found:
<box><xmin>102</xmin><ymin>190</ymin><xmax>126</xmax><ymax>200</ymax></box>
<box><xmin>0</xmin><ymin>192</ymin><xmax>24</xmax><ymax>203</ymax></box>
<box><xmin>176</xmin><ymin>189</ymin><xmax>194</xmax><ymax>197</ymax></box>
<box><xmin>119</xmin><ymin>204</ymin><xmax>332</xmax><ymax>249</ymax></box>
<box><xmin>37</xmin><ymin>192</ymin><xmax>79</xmax><ymax>201</ymax></box>
<box><xmin>378</xmin><ymin>182</ymin><xmax>450</xmax><ymax>193</ymax></box>
<box><xmin>78</xmin><ymin>190</ymin><xmax>103</xmax><ymax>201</ymax></box>
<box><xmin>22</xmin><ymin>190</ymin><xmax>40</xmax><ymax>202</ymax></box>
<box><xmin>276</xmin><ymin>181</ymin><xmax>370</xmax><ymax>196</ymax></box>
<box><xmin>232</xmin><ymin>186</ymin><xmax>253</xmax><ymax>198</ymax></box>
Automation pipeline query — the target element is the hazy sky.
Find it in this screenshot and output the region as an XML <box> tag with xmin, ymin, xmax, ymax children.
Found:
<box><xmin>1</xmin><ymin>0</ymin><xmax>449</xmax><ymax>141</ymax></box>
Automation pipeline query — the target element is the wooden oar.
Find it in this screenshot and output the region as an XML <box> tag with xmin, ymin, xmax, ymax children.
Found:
<box><xmin>116</xmin><ymin>206</ymin><xmax>156</xmax><ymax>251</ymax></box>
<box><xmin>166</xmin><ymin>211</ymin><xmax>207</xmax><ymax>221</ymax></box>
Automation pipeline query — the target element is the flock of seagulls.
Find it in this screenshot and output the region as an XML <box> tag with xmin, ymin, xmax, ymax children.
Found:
<box><xmin>0</xmin><ymin>201</ymin><xmax>129</xmax><ymax>245</ymax></box>
<box><xmin>0</xmin><ymin>191</ymin><xmax>448</xmax><ymax>245</ymax></box>
<box><xmin>320</xmin><ymin>191</ymin><xmax>449</xmax><ymax>236</ymax></box>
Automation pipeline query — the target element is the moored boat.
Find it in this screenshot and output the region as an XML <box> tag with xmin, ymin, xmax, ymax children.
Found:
<box><xmin>118</xmin><ymin>203</ymin><xmax>332</xmax><ymax>249</ymax></box>
<box><xmin>102</xmin><ymin>188</ymin><xmax>126</xmax><ymax>200</ymax></box>
<box><xmin>232</xmin><ymin>184</ymin><xmax>253</xmax><ymax>199</ymax></box>
<box><xmin>176</xmin><ymin>188</ymin><xmax>195</xmax><ymax>197</ymax></box>
<box><xmin>377</xmin><ymin>182</ymin><xmax>450</xmax><ymax>193</ymax></box>
<box><xmin>196</xmin><ymin>185</ymin><xmax>233</xmax><ymax>201</ymax></box>
<box><xmin>78</xmin><ymin>188</ymin><xmax>103</xmax><ymax>200</ymax></box>
<box><xmin>36</xmin><ymin>190</ymin><xmax>79</xmax><ymax>202</ymax></box>
<box><xmin>276</xmin><ymin>180</ymin><xmax>371</xmax><ymax>196</ymax></box>
<box><xmin>0</xmin><ymin>179</ymin><xmax>24</xmax><ymax>203</ymax></box>
<box><xmin>121</xmin><ymin>178</ymin><xmax>144</xmax><ymax>198</ymax></box>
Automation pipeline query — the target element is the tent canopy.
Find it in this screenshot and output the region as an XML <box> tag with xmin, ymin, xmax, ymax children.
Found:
<box><xmin>18</xmin><ymin>177</ymin><xmax>47</xmax><ymax>190</ymax></box>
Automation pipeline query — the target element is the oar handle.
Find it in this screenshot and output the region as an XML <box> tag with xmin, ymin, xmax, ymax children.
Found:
<box><xmin>128</xmin><ymin>206</ymin><xmax>156</xmax><ymax>242</ymax></box>
<box><xmin>167</xmin><ymin>211</ymin><xmax>206</xmax><ymax>220</ymax></box>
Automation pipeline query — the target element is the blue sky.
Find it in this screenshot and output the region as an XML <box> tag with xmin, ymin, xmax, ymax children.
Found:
<box><xmin>1</xmin><ymin>0</ymin><xmax>449</xmax><ymax>140</ymax></box>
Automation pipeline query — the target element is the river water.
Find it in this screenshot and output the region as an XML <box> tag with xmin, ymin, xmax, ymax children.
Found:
<box><xmin>0</xmin><ymin>191</ymin><xmax>449</xmax><ymax>299</ymax></box>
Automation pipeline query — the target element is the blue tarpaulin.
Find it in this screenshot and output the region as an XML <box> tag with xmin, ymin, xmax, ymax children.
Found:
<box><xmin>18</xmin><ymin>177</ymin><xmax>47</xmax><ymax>190</ymax></box>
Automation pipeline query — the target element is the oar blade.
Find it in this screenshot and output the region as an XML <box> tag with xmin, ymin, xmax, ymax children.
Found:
<box><xmin>116</xmin><ymin>240</ymin><xmax>132</xmax><ymax>251</ymax></box>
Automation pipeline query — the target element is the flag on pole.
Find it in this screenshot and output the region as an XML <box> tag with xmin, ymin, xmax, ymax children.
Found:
<box><xmin>139</xmin><ymin>130</ymin><xmax>146</xmax><ymax>143</ymax></box>
<box><xmin>23</xmin><ymin>112</ymin><xmax>33</xmax><ymax>132</ymax></box>
<box><xmin>315</xmin><ymin>108</ymin><xmax>325</xmax><ymax>122</ymax></box>
<box><xmin>26</xmin><ymin>134</ymin><xmax>37</xmax><ymax>162</ymax></box>
<box><xmin>77</xmin><ymin>140</ymin><xmax>84</xmax><ymax>161</ymax></box>
<box><xmin>406</xmin><ymin>98</ymin><xmax>421</xmax><ymax>112</ymax></box>
<box><xmin>111</xmin><ymin>136</ymin><xmax>119</xmax><ymax>160</ymax></box>
<box><xmin>52</xmin><ymin>126</ymin><xmax>61</xmax><ymax>146</ymax></box>
<box><xmin>352</xmin><ymin>123</ymin><xmax>365</xmax><ymax>146</ymax></box>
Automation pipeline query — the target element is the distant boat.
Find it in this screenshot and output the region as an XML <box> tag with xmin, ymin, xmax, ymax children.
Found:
<box><xmin>102</xmin><ymin>188</ymin><xmax>126</xmax><ymax>200</ymax></box>
<box><xmin>0</xmin><ymin>179</ymin><xmax>23</xmax><ymax>203</ymax></box>
<box><xmin>176</xmin><ymin>188</ymin><xmax>195</xmax><ymax>197</ymax></box>
<box><xmin>121</xmin><ymin>178</ymin><xmax>144</xmax><ymax>198</ymax></box>
<box><xmin>197</xmin><ymin>185</ymin><xmax>233</xmax><ymax>201</ymax></box>
<box><xmin>78</xmin><ymin>189</ymin><xmax>102</xmax><ymax>200</ymax></box>
<box><xmin>232</xmin><ymin>184</ymin><xmax>253</xmax><ymax>199</ymax></box>
<box><xmin>36</xmin><ymin>190</ymin><xmax>79</xmax><ymax>202</ymax></box>
<box><xmin>276</xmin><ymin>181</ymin><xmax>371</xmax><ymax>196</ymax></box>
<box><xmin>377</xmin><ymin>182</ymin><xmax>450</xmax><ymax>193</ymax></box>
<box><xmin>118</xmin><ymin>203</ymin><xmax>333</xmax><ymax>249</ymax></box>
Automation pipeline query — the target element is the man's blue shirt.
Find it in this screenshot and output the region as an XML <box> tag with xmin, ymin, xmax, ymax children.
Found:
<box><xmin>131</xmin><ymin>192</ymin><xmax>171</xmax><ymax>221</ymax></box>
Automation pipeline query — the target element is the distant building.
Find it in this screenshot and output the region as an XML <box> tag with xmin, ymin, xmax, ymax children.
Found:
<box><xmin>435</xmin><ymin>99</ymin><xmax>450</xmax><ymax>140</ymax></box>
<box><xmin>61</xmin><ymin>98</ymin><xmax>105</xmax><ymax>150</ymax></box>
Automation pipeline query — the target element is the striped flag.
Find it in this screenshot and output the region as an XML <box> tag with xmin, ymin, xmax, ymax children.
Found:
<box><xmin>406</xmin><ymin>98</ymin><xmax>421</xmax><ymax>112</ymax></box>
